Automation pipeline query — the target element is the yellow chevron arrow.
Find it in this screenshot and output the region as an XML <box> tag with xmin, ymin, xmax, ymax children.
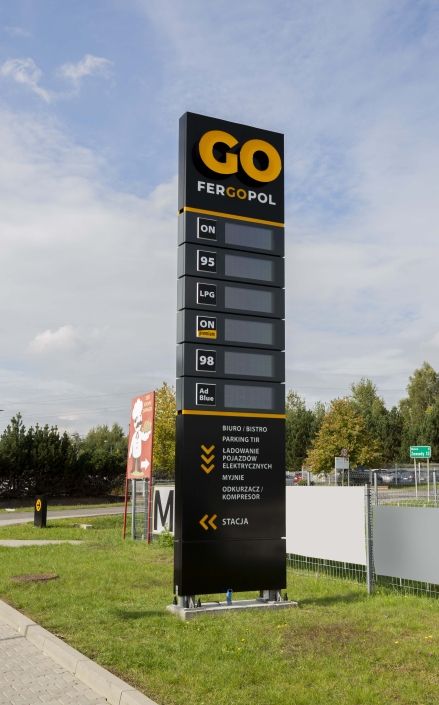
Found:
<box><xmin>201</xmin><ymin>453</ymin><xmax>215</xmax><ymax>464</ymax></box>
<box><xmin>199</xmin><ymin>513</ymin><xmax>218</xmax><ymax>530</ymax></box>
<box><xmin>201</xmin><ymin>463</ymin><xmax>215</xmax><ymax>475</ymax></box>
<box><xmin>201</xmin><ymin>444</ymin><xmax>215</xmax><ymax>455</ymax></box>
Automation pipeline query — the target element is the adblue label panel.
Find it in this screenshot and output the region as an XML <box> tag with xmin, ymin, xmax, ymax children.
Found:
<box><xmin>176</xmin><ymin>377</ymin><xmax>285</xmax><ymax>414</ymax></box>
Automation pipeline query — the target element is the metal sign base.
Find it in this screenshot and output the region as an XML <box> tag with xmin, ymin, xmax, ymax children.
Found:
<box><xmin>167</xmin><ymin>597</ymin><xmax>298</xmax><ymax>621</ymax></box>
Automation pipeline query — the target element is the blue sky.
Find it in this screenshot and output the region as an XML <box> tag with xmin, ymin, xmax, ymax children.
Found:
<box><xmin>1</xmin><ymin>1</ymin><xmax>439</xmax><ymax>433</ymax></box>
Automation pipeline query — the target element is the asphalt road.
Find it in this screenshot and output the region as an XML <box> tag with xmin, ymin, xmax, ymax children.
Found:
<box><xmin>0</xmin><ymin>506</ymin><xmax>127</xmax><ymax>527</ymax></box>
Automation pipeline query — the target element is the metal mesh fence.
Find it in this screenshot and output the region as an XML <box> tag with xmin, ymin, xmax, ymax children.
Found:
<box><xmin>287</xmin><ymin>554</ymin><xmax>367</xmax><ymax>584</ymax></box>
<box><xmin>287</xmin><ymin>483</ymin><xmax>439</xmax><ymax>599</ymax></box>
<box><xmin>372</xmin><ymin>467</ymin><xmax>439</xmax><ymax>507</ymax></box>
<box><xmin>374</xmin><ymin>574</ymin><xmax>439</xmax><ymax>598</ymax></box>
<box><xmin>129</xmin><ymin>478</ymin><xmax>150</xmax><ymax>540</ymax></box>
<box><xmin>287</xmin><ymin>554</ymin><xmax>439</xmax><ymax>598</ymax></box>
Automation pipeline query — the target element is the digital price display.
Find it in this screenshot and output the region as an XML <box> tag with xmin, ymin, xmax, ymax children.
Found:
<box><xmin>177</xmin><ymin>343</ymin><xmax>284</xmax><ymax>381</ymax></box>
<box><xmin>178</xmin><ymin>211</ymin><xmax>284</xmax><ymax>257</ymax></box>
<box><xmin>176</xmin><ymin>377</ymin><xmax>285</xmax><ymax>414</ymax></box>
<box><xmin>178</xmin><ymin>244</ymin><xmax>284</xmax><ymax>287</ymax></box>
<box><xmin>177</xmin><ymin>310</ymin><xmax>285</xmax><ymax>349</ymax></box>
<box><xmin>178</xmin><ymin>277</ymin><xmax>284</xmax><ymax>318</ymax></box>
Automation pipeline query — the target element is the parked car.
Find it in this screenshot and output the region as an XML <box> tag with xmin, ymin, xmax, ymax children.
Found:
<box><xmin>398</xmin><ymin>471</ymin><xmax>414</xmax><ymax>485</ymax></box>
<box><xmin>379</xmin><ymin>470</ymin><xmax>415</xmax><ymax>486</ymax></box>
<box><xmin>379</xmin><ymin>471</ymin><xmax>394</xmax><ymax>485</ymax></box>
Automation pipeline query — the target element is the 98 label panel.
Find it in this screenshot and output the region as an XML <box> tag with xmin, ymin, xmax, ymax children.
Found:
<box><xmin>176</xmin><ymin>343</ymin><xmax>285</xmax><ymax>382</ymax></box>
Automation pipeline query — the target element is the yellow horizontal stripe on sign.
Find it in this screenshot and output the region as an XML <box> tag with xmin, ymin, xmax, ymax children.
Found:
<box><xmin>180</xmin><ymin>206</ymin><xmax>285</xmax><ymax>229</ymax></box>
<box><xmin>181</xmin><ymin>410</ymin><xmax>286</xmax><ymax>419</ymax></box>
<box><xmin>197</xmin><ymin>330</ymin><xmax>217</xmax><ymax>339</ymax></box>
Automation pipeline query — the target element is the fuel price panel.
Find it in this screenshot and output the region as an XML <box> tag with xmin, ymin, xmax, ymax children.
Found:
<box><xmin>177</xmin><ymin>213</ymin><xmax>285</xmax><ymax>415</ymax></box>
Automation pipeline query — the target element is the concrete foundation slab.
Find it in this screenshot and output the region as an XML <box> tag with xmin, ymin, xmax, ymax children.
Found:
<box><xmin>167</xmin><ymin>597</ymin><xmax>298</xmax><ymax>620</ymax></box>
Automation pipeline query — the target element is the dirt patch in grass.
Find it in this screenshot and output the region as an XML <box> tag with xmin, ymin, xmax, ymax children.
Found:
<box><xmin>283</xmin><ymin>621</ymin><xmax>374</xmax><ymax>658</ymax></box>
<box><xmin>11</xmin><ymin>572</ymin><xmax>59</xmax><ymax>584</ymax></box>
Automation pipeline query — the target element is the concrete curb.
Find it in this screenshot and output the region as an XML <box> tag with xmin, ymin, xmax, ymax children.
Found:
<box><xmin>0</xmin><ymin>539</ymin><xmax>83</xmax><ymax>546</ymax></box>
<box><xmin>0</xmin><ymin>599</ymin><xmax>158</xmax><ymax>705</ymax></box>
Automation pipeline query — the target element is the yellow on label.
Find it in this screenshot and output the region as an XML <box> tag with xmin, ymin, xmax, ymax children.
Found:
<box><xmin>197</xmin><ymin>329</ymin><xmax>217</xmax><ymax>339</ymax></box>
<box><xmin>35</xmin><ymin>499</ymin><xmax>42</xmax><ymax>512</ymax></box>
<box><xmin>198</xmin><ymin>130</ymin><xmax>282</xmax><ymax>183</ymax></box>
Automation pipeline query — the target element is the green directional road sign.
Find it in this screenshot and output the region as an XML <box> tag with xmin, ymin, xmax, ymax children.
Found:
<box><xmin>410</xmin><ymin>445</ymin><xmax>431</xmax><ymax>459</ymax></box>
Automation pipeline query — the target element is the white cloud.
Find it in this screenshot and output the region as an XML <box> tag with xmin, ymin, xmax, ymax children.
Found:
<box><xmin>57</xmin><ymin>54</ymin><xmax>112</xmax><ymax>87</ymax></box>
<box><xmin>0</xmin><ymin>54</ymin><xmax>112</xmax><ymax>104</ymax></box>
<box><xmin>0</xmin><ymin>107</ymin><xmax>176</xmax><ymax>433</ymax></box>
<box><xmin>29</xmin><ymin>325</ymin><xmax>83</xmax><ymax>355</ymax></box>
<box><xmin>3</xmin><ymin>26</ymin><xmax>31</xmax><ymax>38</ymax></box>
<box><xmin>0</xmin><ymin>58</ymin><xmax>51</xmax><ymax>102</ymax></box>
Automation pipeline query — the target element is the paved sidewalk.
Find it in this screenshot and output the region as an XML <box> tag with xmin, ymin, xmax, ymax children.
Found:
<box><xmin>0</xmin><ymin>621</ymin><xmax>107</xmax><ymax>705</ymax></box>
<box><xmin>0</xmin><ymin>601</ymin><xmax>157</xmax><ymax>705</ymax></box>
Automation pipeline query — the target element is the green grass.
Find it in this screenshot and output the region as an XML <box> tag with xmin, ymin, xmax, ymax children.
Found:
<box><xmin>1</xmin><ymin>516</ymin><xmax>439</xmax><ymax>705</ymax></box>
<box><xmin>383</xmin><ymin>499</ymin><xmax>439</xmax><ymax>507</ymax></box>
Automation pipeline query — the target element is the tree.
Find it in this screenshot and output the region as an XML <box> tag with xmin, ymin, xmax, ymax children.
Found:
<box><xmin>285</xmin><ymin>391</ymin><xmax>323</xmax><ymax>471</ymax></box>
<box><xmin>351</xmin><ymin>378</ymin><xmax>392</xmax><ymax>464</ymax></box>
<box><xmin>78</xmin><ymin>424</ymin><xmax>127</xmax><ymax>495</ymax></box>
<box><xmin>0</xmin><ymin>414</ymin><xmax>30</xmax><ymax>496</ymax></box>
<box><xmin>381</xmin><ymin>406</ymin><xmax>404</xmax><ymax>464</ymax></box>
<box><xmin>29</xmin><ymin>423</ymin><xmax>77</xmax><ymax>495</ymax></box>
<box><xmin>399</xmin><ymin>362</ymin><xmax>439</xmax><ymax>457</ymax></box>
<box><xmin>351</xmin><ymin>379</ymin><xmax>386</xmax><ymax>429</ymax></box>
<box><xmin>306</xmin><ymin>398</ymin><xmax>381</xmax><ymax>474</ymax></box>
<box><xmin>0</xmin><ymin>414</ymin><xmax>79</xmax><ymax>498</ymax></box>
<box><xmin>153</xmin><ymin>382</ymin><xmax>176</xmax><ymax>478</ymax></box>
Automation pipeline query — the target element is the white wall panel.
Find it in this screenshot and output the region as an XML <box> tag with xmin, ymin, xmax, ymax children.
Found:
<box><xmin>286</xmin><ymin>486</ymin><xmax>366</xmax><ymax>565</ymax></box>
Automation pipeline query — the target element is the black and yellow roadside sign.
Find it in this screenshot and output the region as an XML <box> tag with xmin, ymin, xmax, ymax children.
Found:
<box><xmin>175</xmin><ymin>112</ymin><xmax>286</xmax><ymax>597</ymax></box>
<box><xmin>34</xmin><ymin>495</ymin><xmax>47</xmax><ymax>528</ymax></box>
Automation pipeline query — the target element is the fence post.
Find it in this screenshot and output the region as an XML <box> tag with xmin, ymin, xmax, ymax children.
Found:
<box><xmin>374</xmin><ymin>472</ymin><xmax>378</xmax><ymax>505</ymax></box>
<box><xmin>131</xmin><ymin>479</ymin><xmax>136</xmax><ymax>539</ymax></box>
<box><xmin>143</xmin><ymin>478</ymin><xmax>148</xmax><ymax>540</ymax></box>
<box><xmin>365</xmin><ymin>486</ymin><xmax>374</xmax><ymax>595</ymax></box>
<box><xmin>434</xmin><ymin>471</ymin><xmax>437</xmax><ymax>507</ymax></box>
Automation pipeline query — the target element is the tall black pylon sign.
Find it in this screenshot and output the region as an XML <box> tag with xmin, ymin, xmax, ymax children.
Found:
<box><xmin>175</xmin><ymin>112</ymin><xmax>286</xmax><ymax>597</ymax></box>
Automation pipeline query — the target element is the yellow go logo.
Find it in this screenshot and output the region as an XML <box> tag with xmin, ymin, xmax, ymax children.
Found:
<box><xmin>198</xmin><ymin>130</ymin><xmax>282</xmax><ymax>183</ymax></box>
<box><xmin>35</xmin><ymin>499</ymin><xmax>42</xmax><ymax>512</ymax></box>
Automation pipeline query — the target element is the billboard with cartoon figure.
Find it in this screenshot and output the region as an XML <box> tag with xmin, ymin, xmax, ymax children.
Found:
<box><xmin>126</xmin><ymin>391</ymin><xmax>155</xmax><ymax>479</ymax></box>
